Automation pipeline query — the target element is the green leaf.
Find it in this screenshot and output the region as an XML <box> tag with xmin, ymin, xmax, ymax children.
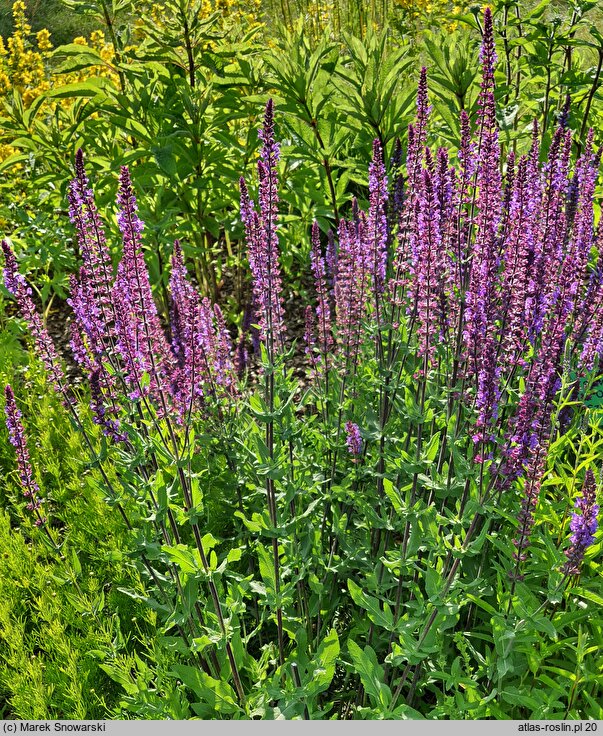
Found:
<box><xmin>172</xmin><ymin>665</ymin><xmax>238</xmax><ymax>714</ymax></box>
<box><xmin>162</xmin><ymin>544</ymin><xmax>199</xmax><ymax>574</ymax></box>
<box><xmin>383</xmin><ymin>477</ymin><xmax>402</xmax><ymax>513</ymax></box>
<box><xmin>51</xmin><ymin>44</ymin><xmax>113</xmax><ymax>74</ymax></box>
<box><xmin>257</xmin><ymin>544</ymin><xmax>276</xmax><ymax>593</ymax></box>
<box><xmin>70</xmin><ymin>548</ymin><xmax>82</xmax><ymax>576</ymax></box>
<box><xmin>572</xmin><ymin>588</ymin><xmax>603</xmax><ymax>608</ymax></box>
<box><xmin>348</xmin><ymin>579</ymin><xmax>394</xmax><ymax>631</ymax></box>
<box><xmin>306</xmin><ymin>629</ymin><xmax>340</xmax><ymax>698</ymax></box>
<box><xmin>151</xmin><ymin>144</ymin><xmax>179</xmax><ymax>177</ymax></box>
<box><xmin>42</xmin><ymin>80</ymin><xmax>109</xmax><ymax>100</ymax></box>
<box><xmin>348</xmin><ymin>639</ymin><xmax>391</xmax><ymax>708</ymax></box>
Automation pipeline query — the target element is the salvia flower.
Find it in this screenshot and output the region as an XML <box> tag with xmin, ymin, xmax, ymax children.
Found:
<box><xmin>389</xmin><ymin>137</ymin><xmax>405</xmax><ymax>233</ymax></box>
<box><xmin>234</xmin><ymin>303</ymin><xmax>254</xmax><ymax>376</ymax></box>
<box><xmin>412</xmin><ymin>167</ymin><xmax>450</xmax><ymax>366</ymax></box>
<box><xmin>500</xmin><ymin>155</ymin><xmax>534</xmax><ymax>366</ymax></box>
<box><xmin>366</xmin><ymin>139</ymin><xmax>389</xmax><ymax>294</ymax></box>
<box><xmin>68</xmin><ymin>149</ymin><xmax>115</xmax><ymax>347</ymax></box>
<box><xmin>564</xmin><ymin>470</ymin><xmax>599</xmax><ymax>575</ymax></box>
<box><xmin>326</xmin><ymin>229</ymin><xmax>338</xmax><ymax>286</ymax></box>
<box><xmin>112</xmin><ymin>167</ymin><xmax>176</xmax><ymax>405</ymax></box>
<box><xmin>2</xmin><ymin>240</ymin><xmax>66</xmax><ymax>397</ymax></box>
<box><xmin>406</xmin><ymin>67</ymin><xmax>431</xmax><ymax>181</ymax></box>
<box><xmin>345</xmin><ymin>421</ymin><xmax>363</xmax><ymax>456</ymax></box>
<box><xmin>89</xmin><ymin>368</ymin><xmax>127</xmax><ymax>443</ymax></box>
<box><xmin>240</xmin><ymin>99</ymin><xmax>286</xmax><ymax>356</ymax></box>
<box><xmin>4</xmin><ymin>385</ymin><xmax>46</xmax><ymax>527</ymax></box>
<box><xmin>212</xmin><ymin>304</ymin><xmax>237</xmax><ymax>394</ymax></box>
<box><xmin>168</xmin><ymin>242</ymin><xmax>238</xmax><ymax>418</ymax></box>
<box><xmin>390</xmin><ymin>69</ymin><xmax>431</xmax><ymax>308</ymax></box>
<box><xmin>303</xmin><ymin>304</ymin><xmax>318</xmax><ymax>373</ymax></box>
<box><xmin>310</xmin><ymin>222</ymin><xmax>333</xmax><ymax>374</ymax></box>
<box><xmin>511</xmin><ymin>449</ymin><xmax>547</xmax><ymax>572</ymax></box>
<box><xmin>334</xmin><ymin>216</ymin><xmax>370</xmax><ymax>368</ymax></box>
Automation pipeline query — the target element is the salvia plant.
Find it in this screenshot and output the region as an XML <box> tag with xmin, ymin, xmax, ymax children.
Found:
<box><xmin>2</xmin><ymin>8</ymin><xmax>602</xmax><ymax>719</ymax></box>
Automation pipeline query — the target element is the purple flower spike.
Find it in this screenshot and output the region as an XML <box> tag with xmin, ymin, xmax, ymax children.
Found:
<box><xmin>407</xmin><ymin>67</ymin><xmax>431</xmax><ymax>179</ymax></box>
<box><xmin>168</xmin><ymin>241</ymin><xmax>236</xmax><ymax>418</ymax></box>
<box><xmin>68</xmin><ymin>149</ymin><xmax>115</xmax><ymax>347</ymax></box>
<box><xmin>390</xmin><ymin>69</ymin><xmax>431</xmax><ymax>310</ymax></box>
<box><xmin>511</xmin><ymin>450</ymin><xmax>547</xmax><ymax>569</ymax></box>
<box><xmin>345</xmin><ymin>421</ymin><xmax>363</xmax><ymax>456</ymax></box>
<box><xmin>334</xmin><ymin>218</ymin><xmax>370</xmax><ymax>368</ymax></box>
<box><xmin>303</xmin><ymin>304</ymin><xmax>318</xmax><ymax>374</ymax></box>
<box><xmin>367</xmin><ymin>139</ymin><xmax>389</xmax><ymax>293</ymax></box>
<box><xmin>480</xmin><ymin>7</ymin><xmax>497</xmax><ymax>91</ymax></box>
<box><xmin>413</xmin><ymin>167</ymin><xmax>446</xmax><ymax>366</ymax></box>
<box><xmin>389</xmin><ymin>137</ymin><xmax>405</xmax><ymax>229</ymax></box>
<box><xmin>112</xmin><ymin>167</ymin><xmax>176</xmax><ymax>406</ymax></box>
<box><xmin>326</xmin><ymin>229</ymin><xmax>338</xmax><ymax>287</ymax></box>
<box><xmin>212</xmin><ymin>304</ymin><xmax>236</xmax><ymax>394</ymax></box>
<box><xmin>89</xmin><ymin>368</ymin><xmax>127</xmax><ymax>443</ymax></box>
<box><xmin>501</xmin><ymin>156</ymin><xmax>534</xmax><ymax>366</ymax></box>
<box><xmin>564</xmin><ymin>470</ymin><xmax>599</xmax><ymax>575</ymax></box>
<box><xmin>2</xmin><ymin>240</ymin><xmax>66</xmax><ymax>397</ymax></box>
<box><xmin>310</xmin><ymin>222</ymin><xmax>333</xmax><ymax>375</ymax></box>
<box><xmin>240</xmin><ymin>100</ymin><xmax>286</xmax><ymax>356</ymax></box>
<box><xmin>4</xmin><ymin>385</ymin><xmax>46</xmax><ymax>526</ymax></box>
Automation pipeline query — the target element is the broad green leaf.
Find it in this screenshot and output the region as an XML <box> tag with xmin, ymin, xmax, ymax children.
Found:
<box><xmin>172</xmin><ymin>665</ymin><xmax>238</xmax><ymax>714</ymax></box>
<box><xmin>306</xmin><ymin>629</ymin><xmax>340</xmax><ymax>698</ymax></box>
<box><xmin>348</xmin><ymin>639</ymin><xmax>391</xmax><ymax>708</ymax></box>
<box><xmin>348</xmin><ymin>579</ymin><xmax>394</xmax><ymax>631</ymax></box>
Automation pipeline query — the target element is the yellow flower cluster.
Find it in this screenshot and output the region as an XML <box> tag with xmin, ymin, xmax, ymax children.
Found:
<box><xmin>0</xmin><ymin>2</ymin><xmax>117</xmax><ymax>163</ymax></box>
<box><xmin>0</xmin><ymin>1</ymin><xmax>117</xmax><ymax>106</ymax></box>
<box><xmin>70</xmin><ymin>30</ymin><xmax>118</xmax><ymax>83</ymax></box>
<box><xmin>394</xmin><ymin>0</ymin><xmax>461</xmax><ymax>18</ymax></box>
<box><xmin>0</xmin><ymin>1</ymin><xmax>49</xmax><ymax>105</ymax></box>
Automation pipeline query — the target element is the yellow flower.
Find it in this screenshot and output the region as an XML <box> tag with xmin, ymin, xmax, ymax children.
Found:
<box><xmin>90</xmin><ymin>29</ymin><xmax>106</xmax><ymax>49</ymax></box>
<box><xmin>36</xmin><ymin>29</ymin><xmax>52</xmax><ymax>53</ymax></box>
<box><xmin>12</xmin><ymin>1</ymin><xmax>31</xmax><ymax>37</ymax></box>
<box><xmin>0</xmin><ymin>71</ymin><xmax>10</xmax><ymax>95</ymax></box>
<box><xmin>151</xmin><ymin>3</ymin><xmax>166</xmax><ymax>26</ymax></box>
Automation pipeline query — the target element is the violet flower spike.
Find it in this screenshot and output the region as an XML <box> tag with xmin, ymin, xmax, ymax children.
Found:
<box><xmin>367</xmin><ymin>139</ymin><xmax>389</xmax><ymax>293</ymax></box>
<box><xmin>345</xmin><ymin>421</ymin><xmax>363</xmax><ymax>457</ymax></box>
<box><xmin>4</xmin><ymin>385</ymin><xmax>46</xmax><ymax>527</ymax></box>
<box><xmin>68</xmin><ymin>149</ymin><xmax>115</xmax><ymax>347</ymax></box>
<box><xmin>500</xmin><ymin>156</ymin><xmax>534</xmax><ymax>366</ymax></box>
<box><xmin>407</xmin><ymin>67</ymin><xmax>431</xmax><ymax>180</ymax></box>
<box><xmin>334</xmin><ymin>218</ymin><xmax>370</xmax><ymax>368</ymax></box>
<box><xmin>2</xmin><ymin>240</ymin><xmax>67</xmax><ymax>398</ymax></box>
<box><xmin>389</xmin><ymin>137</ymin><xmax>405</xmax><ymax>234</ymax></box>
<box><xmin>511</xmin><ymin>449</ymin><xmax>547</xmax><ymax>571</ymax></box>
<box><xmin>240</xmin><ymin>100</ymin><xmax>286</xmax><ymax>355</ymax></box>
<box><xmin>169</xmin><ymin>243</ymin><xmax>215</xmax><ymax>415</ymax></box>
<box><xmin>310</xmin><ymin>221</ymin><xmax>333</xmax><ymax>374</ymax></box>
<box><xmin>112</xmin><ymin>167</ymin><xmax>176</xmax><ymax>406</ymax></box>
<box><xmin>326</xmin><ymin>229</ymin><xmax>338</xmax><ymax>287</ymax></box>
<box><xmin>89</xmin><ymin>368</ymin><xmax>127</xmax><ymax>443</ymax></box>
<box><xmin>464</xmin><ymin>9</ymin><xmax>502</xmax><ymax>433</ymax></box>
<box><xmin>303</xmin><ymin>304</ymin><xmax>319</xmax><ymax>375</ymax></box>
<box><xmin>390</xmin><ymin>71</ymin><xmax>431</xmax><ymax>311</ymax></box>
<box><xmin>212</xmin><ymin>303</ymin><xmax>237</xmax><ymax>393</ymax></box>
<box><xmin>413</xmin><ymin>167</ymin><xmax>445</xmax><ymax>366</ymax></box>
<box><xmin>564</xmin><ymin>469</ymin><xmax>599</xmax><ymax>576</ymax></box>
